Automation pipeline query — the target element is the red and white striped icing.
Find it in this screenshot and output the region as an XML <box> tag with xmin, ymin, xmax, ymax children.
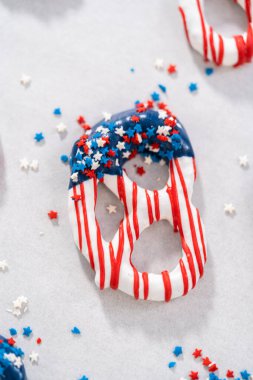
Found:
<box><xmin>179</xmin><ymin>0</ymin><xmax>253</xmax><ymax>67</ymax></box>
<box><xmin>68</xmin><ymin>155</ymin><xmax>207</xmax><ymax>302</ymax></box>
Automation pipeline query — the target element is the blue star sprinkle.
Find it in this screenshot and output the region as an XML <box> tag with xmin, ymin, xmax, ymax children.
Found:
<box><xmin>22</xmin><ymin>326</ymin><xmax>32</xmax><ymax>337</ymax></box>
<box><xmin>53</xmin><ymin>107</ymin><xmax>62</xmax><ymax>116</ymax></box>
<box><xmin>158</xmin><ymin>84</ymin><xmax>167</xmax><ymax>93</ymax></box>
<box><xmin>79</xmin><ymin>376</ymin><xmax>88</xmax><ymax>380</ymax></box>
<box><xmin>168</xmin><ymin>361</ymin><xmax>176</xmax><ymax>368</ymax></box>
<box><xmin>130</xmin><ymin>67</ymin><xmax>135</xmax><ymax>73</ymax></box>
<box><xmin>240</xmin><ymin>370</ymin><xmax>251</xmax><ymax>380</ymax></box>
<box><xmin>209</xmin><ymin>374</ymin><xmax>219</xmax><ymax>380</ymax></box>
<box><xmin>9</xmin><ymin>328</ymin><xmax>17</xmax><ymax>336</ymax></box>
<box><xmin>173</xmin><ymin>346</ymin><xmax>183</xmax><ymax>357</ymax></box>
<box><xmin>60</xmin><ymin>154</ymin><xmax>69</xmax><ymax>163</ymax></box>
<box><xmin>188</xmin><ymin>82</ymin><xmax>198</xmax><ymax>93</ymax></box>
<box><xmin>71</xmin><ymin>327</ymin><xmax>81</xmax><ymax>335</ymax></box>
<box><xmin>205</xmin><ymin>67</ymin><xmax>214</xmax><ymax>76</ymax></box>
<box><xmin>34</xmin><ymin>132</ymin><xmax>44</xmax><ymax>142</ymax></box>
<box><xmin>151</xmin><ymin>91</ymin><xmax>160</xmax><ymax>101</ymax></box>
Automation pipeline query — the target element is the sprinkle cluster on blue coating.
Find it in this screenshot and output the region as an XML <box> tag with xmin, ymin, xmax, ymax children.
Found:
<box><xmin>0</xmin><ymin>336</ymin><xmax>26</xmax><ymax>380</ymax></box>
<box><xmin>69</xmin><ymin>106</ymin><xmax>194</xmax><ymax>189</ymax></box>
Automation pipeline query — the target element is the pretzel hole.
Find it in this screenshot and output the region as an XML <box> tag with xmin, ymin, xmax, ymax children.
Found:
<box><xmin>131</xmin><ymin>220</ymin><xmax>181</xmax><ymax>274</ymax></box>
<box><xmin>123</xmin><ymin>154</ymin><xmax>169</xmax><ymax>191</ymax></box>
<box><xmin>205</xmin><ymin>0</ymin><xmax>247</xmax><ymax>35</ymax></box>
<box><xmin>95</xmin><ymin>182</ymin><xmax>124</xmax><ymax>242</ymax></box>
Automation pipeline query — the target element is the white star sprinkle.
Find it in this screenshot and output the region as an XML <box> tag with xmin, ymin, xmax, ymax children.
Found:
<box><xmin>20</xmin><ymin>158</ymin><xmax>29</xmax><ymax>170</ymax></box>
<box><xmin>29</xmin><ymin>351</ymin><xmax>39</xmax><ymax>364</ymax></box>
<box><xmin>122</xmin><ymin>151</ymin><xmax>131</xmax><ymax>159</ymax></box>
<box><xmin>158</xmin><ymin>110</ymin><xmax>167</xmax><ymax>119</ymax></box>
<box><xmin>93</xmin><ymin>152</ymin><xmax>103</xmax><ymax>161</ymax></box>
<box><xmin>97</xmin><ymin>138</ymin><xmax>106</xmax><ymax>148</ymax></box>
<box><xmin>71</xmin><ymin>172</ymin><xmax>79</xmax><ymax>183</ymax></box>
<box><xmin>106</xmin><ymin>204</ymin><xmax>117</xmax><ymax>214</ymax></box>
<box><xmin>154</xmin><ymin>58</ymin><xmax>164</xmax><ymax>70</ymax></box>
<box><xmin>30</xmin><ymin>160</ymin><xmax>39</xmax><ymax>171</ymax></box>
<box><xmin>116</xmin><ymin>141</ymin><xmax>125</xmax><ymax>151</ymax></box>
<box><xmin>20</xmin><ymin>74</ymin><xmax>31</xmax><ymax>87</ymax></box>
<box><xmin>4</xmin><ymin>354</ymin><xmax>23</xmax><ymax>368</ymax></box>
<box><xmin>96</xmin><ymin>126</ymin><xmax>109</xmax><ymax>135</ymax></box>
<box><xmin>115</xmin><ymin>126</ymin><xmax>125</xmax><ymax>137</ymax></box>
<box><xmin>0</xmin><ymin>260</ymin><xmax>8</xmax><ymax>272</ymax></box>
<box><xmin>239</xmin><ymin>155</ymin><xmax>249</xmax><ymax>168</ymax></box>
<box><xmin>102</xmin><ymin>112</ymin><xmax>112</xmax><ymax>121</ymax></box>
<box><xmin>7</xmin><ymin>295</ymin><xmax>29</xmax><ymax>318</ymax></box>
<box><xmin>56</xmin><ymin>122</ymin><xmax>67</xmax><ymax>134</ymax></box>
<box><xmin>144</xmin><ymin>156</ymin><xmax>152</xmax><ymax>165</ymax></box>
<box><xmin>159</xmin><ymin>159</ymin><xmax>166</xmax><ymax>166</ymax></box>
<box><xmin>224</xmin><ymin>203</ymin><xmax>236</xmax><ymax>216</ymax></box>
<box><xmin>157</xmin><ymin>125</ymin><xmax>171</xmax><ymax>136</ymax></box>
<box><xmin>91</xmin><ymin>160</ymin><xmax>100</xmax><ymax>170</ymax></box>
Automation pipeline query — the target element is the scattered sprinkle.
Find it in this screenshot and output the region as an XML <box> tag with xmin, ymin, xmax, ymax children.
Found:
<box><xmin>158</xmin><ymin>84</ymin><xmax>167</xmax><ymax>93</ymax></box>
<box><xmin>192</xmin><ymin>348</ymin><xmax>202</xmax><ymax>358</ymax></box>
<box><xmin>167</xmin><ymin>64</ymin><xmax>177</xmax><ymax>74</ymax></box>
<box><xmin>77</xmin><ymin>116</ymin><xmax>86</xmax><ymax>125</ymax></box>
<box><xmin>36</xmin><ymin>338</ymin><xmax>42</xmax><ymax>345</ymax></box>
<box><xmin>79</xmin><ymin>376</ymin><xmax>89</xmax><ymax>380</ymax></box>
<box><xmin>168</xmin><ymin>361</ymin><xmax>176</xmax><ymax>368</ymax></box>
<box><xmin>29</xmin><ymin>351</ymin><xmax>39</xmax><ymax>364</ymax></box>
<box><xmin>205</xmin><ymin>67</ymin><xmax>214</xmax><ymax>76</ymax></box>
<box><xmin>7</xmin><ymin>296</ymin><xmax>29</xmax><ymax>318</ymax></box>
<box><xmin>106</xmin><ymin>204</ymin><xmax>117</xmax><ymax>214</ymax></box>
<box><xmin>9</xmin><ymin>328</ymin><xmax>17</xmax><ymax>336</ymax></box>
<box><xmin>56</xmin><ymin>122</ymin><xmax>67</xmax><ymax>134</ymax></box>
<box><xmin>189</xmin><ymin>370</ymin><xmax>199</xmax><ymax>380</ymax></box>
<box><xmin>224</xmin><ymin>203</ymin><xmax>236</xmax><ymax>216</ymax></box>
<box><xmin>209</xmin><ymin>363</ymin><xmax>218</xmax><ymax>372</ymax></box>
<box><xmin>34</xmin><ymin>132</ymin><xmax>44</xmax><ymax>142</ymax></box>
<box><xmin>23</xmin><ymin>326</ymin><xmax>33</xmax><ymax>337</ymax></box>
<box><xmin>20</xmin><ymin>74</ymin><xmax>31</xmax><ymax>87</ymax></box>
<box><xmin>239</xmin><ymin>155</ymin><xmax>249</xmax><ymax>168</ymax></box>
<box><xmin>189</xmin><ymin>83</ymin><xmax>198</xmax><ymax>93</ymax></box>
<box><xmin>202</xmin><ymin>357</ymin><xmax>212</xmax><ymax>366</ymax></box>
<box><xmin>20</xmin><ymin>158</ymin><xmax>30</xmax><ymax>170</ymax></box>
<box><xmin>48</xmin><ymin>210</ymin><xmax>58</xmax><ymax>220</ymax></box>
<box><xmin>154</xmin><ymin>58</ymin><xmax>164</xmax><ymax>70</ymax></box>
<box><xmin>226</xmin><ymin>370</ymin><xmax>234</xmax><ymax>378</ymax></box>
<box><xmin>151</xmin><ymin>92</ymin><xmax>160</xmax><ymax>101</ymax></box>
<box><xmin>0</xmin><ymin>260</ymin><xmax>8</xmax><ymax>272</ymax></box>
<box><xmin>30</xmin><ymin>159</ymin><xmax>39</xmax><ymax>171</ymax></box>
<box><xmin>71</xmin><ymin>327</ymin><xmax>81</xmax><ymax>335</ymax></box>
<box><xmin>240</xmin><ymin>370</ymin><xmax>251</xmax><ymax>380</ymax></box>
<box><xmin>53</xmin><ymin>108</ymin><xmax>62</xmax><ymax>116</ymax></box>
<box><xmin>144</xmin><ymin>156</ymin><xmax>152</xmax><ymax>165</ymax></box>
<box><xmin>173</xmin><ymin>346</ymin><xmax>183</xmax><ymax>357</ymax></box>
<box><xmin>136</xmin><ymin>166</ymin><xmax>146</xmax><ymax>176</ymax></box>
<box><xmin>60</xmin><ymin>154</ymin><xmax>69</xmax><ymax>163</ymax></box>
<box><xmin>130</xmin><ymin>67</ymin><xmax>135</xmax><ymax>73</ymax></box>
<box><xmin>102</xmin><ymin>112</ymin><xmax>112</xmax><ymax>121</ymax></box>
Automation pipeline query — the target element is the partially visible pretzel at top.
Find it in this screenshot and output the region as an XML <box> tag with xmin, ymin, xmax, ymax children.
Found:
<box><xmin>179</xmin><ymin>0</ymin><xmax>253</xmax><ymax>67</ymax></box>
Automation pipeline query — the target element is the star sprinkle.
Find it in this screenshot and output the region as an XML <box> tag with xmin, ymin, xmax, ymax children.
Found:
<box><xmin>168</xmin><ymin>361</ymin><xmax>176</xmax><ymax>368</ymax></box>
<box><xmin>151</xmin><ymin>92</ymin><xmax>160</xmax><ymax>101</ymax></box>
<box><xmin>136</xmin><ymin>166</ymin><xmax>146</xmax><ymax>176</ymax></box>
<box><xmin>238</xmin><ymin>155</ymin><xmax>249</xmax><ymax>168</ymax></box>
<box><xmin>240</xmin><ymin>370</ymin><xmax>251</xmax><ymax>380</ymax></box>
<box><xmin>173</xmin><ymin>346</ymin><xmax>183</xmax><ymax>357</ymax></box>
<box><xmin>106</xmin><ymin>204</ymin><xmax>117</xmax><ymax>214</ymax></box>
<box><xmin>154</xmin><ymin>58</ymin><xmax>164</xmax><ymax>70</ymax></box>
<box><xmin>20</xmin><ymin>158</ymin><xmax>29</xmax><ymax>170</ymax></box>
<box><xmin>0</xmin><ymin>259</ymin><xmax>8</xmax><ymax>272</ymax></box>
<box><xmin>20</xmin><ymin>74</ymin><xmax>31</xmax><ymax>87</ymax></box>
<box><xmin>102</xmin><ymin>112</ymin><xmax>112</xmax><ymax>121</ymax></box>
<box><xmin>192</xmin><ymin>348</ymin><xmax>202</xmax><ymax>358</ymax></box>
<box><xmin>144</xmin><ymin>156</ymin><xmax>152</xmax><ymax>165</ymax></box>
<box><xmin>71</xmin><ymin>172</ymin><xmax>79</xmax><ymax>183</ymax></box>
<box><xmin>79</xmin><ymin>376</ymin><xmax>89</xmax><ymax>380</ymax></box>
<box><xmin>209</xmin><ymin>363</ymin><xmax>218</xmax><ymax>372</ymax></box>
<box><xmin>158</xmin><ymin>84</ymin><xmax>167</xmax><ymax>93</ymax></box>
<box><xmin>226</xmin><ymin>370</ymin><xmax>234</xmax><ymax>378</ymax></box>
<box><xmin>77</xmin><ymin>116</ymin><xmax>85</xmax><ymax>125</ymax></box>
<box><xmin>202</xmin><ymin>357</ymin><xmax>212</xmax><ymax>366</ymax></box>
<box><xmin>60</xmin><ymin>154</ymin><xmax>69</xmax><ymax>163</ymax></box>
<box><xmin>53</xmin><ymin>108</ymin><xmax>62</xmax><ymax>116</ymax></box>
<box><xmin>7</xmin><ymin>295</ymin><xmax>29</xmax><ymax>318</ymax></box>
<box><xmin>29</xmin><ymin>351</ymin><xmax>39</xmax><ymax>364</ymax></box>
<box><xmin>34</xmin><ymin>132</ymin><xmax>44</xmax><ymax>142</ymax></box>
<box><xmin>48</xmin><ymin>210</ymin><xmax>58</xmax><ymax>219</ymax></box>
<box><xmin>30</xmin><ymin>159</ymin><xmax>39</xmax><ymax>171</ymax></box>
<box><xmin>189</xmin><ymin>83</ymin><xmax>198</xmax><ymax>93</ymax></box>
<box><xmin>189</xmin><ymin>371</ymin><xmax>199</xmax><ymax>380</ymax></box>
<box><xmin>9</xmin><ymin>328</ymin><xmax>17</xmax><ymax>336</ymax></box>
<box><xmin>205</xmin><ymin>67</ymin><xmax>214</xmax><ymax>76</ymax></box>
<box><xmin>23</xmin><ymin>326</ymin><xmax>32</xmax><ymax>337</ymax></box>
<box><xmin>167</xmin><ymin>64</ymin><xmax>177</xmax><ymax>74</ymax></box>
<box><xmin>56</xmin><ymin>122</ymin><xmax>67</xmax><ymax>134</ymax></box>
<box><xmin>224</xmin><ymin>203</ymin><xmax>236</xmax><ymax>216</ymax></box>
<box><xmin>71</xmin><ymin>327</ymin><xmax>81</xmax><ymax>335</ymax></box>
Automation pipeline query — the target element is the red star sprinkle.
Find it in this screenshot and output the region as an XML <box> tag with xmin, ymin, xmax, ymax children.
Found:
<box><xmin>209</xmin><ymin>363</ymin><xmax>218</xmax><ymax>372</ymax></box>
<box><xmin>81</xmin><ymin>123</ymin><xmax>91</xmax><ymax>131</ymax></box>
<box><xmin>0</xmin><ymin>339</ymin><xmax>3</xmax><ymax>344</ymax></box>
<box><xmin>202</xmin><ymin>357</ymin><xmax>212</xmax><ymax>366</ymax></box>
<box><xmin>226</xmin><ymin>370</ymin><xmax>234</xmax><ymax>378</ymax></box>
<box><xmin>131</xmin><ymin>115</ymin><xmax>140</xmax><ymax>123</ymax></box>
<box><xmin>48</xmin><ymin>210</ymin><xmax>58</xmax><ymax>219</ymax></box>
<box><xmin>136</xmin><ymin>166</ymin><xmax>146</xmax><ymax>176</ymax></box>
<box><xmin>7</xmin><ymin>338</ymin><xmax>16</xmax><ymax>346</ymax></box>
<box><xmin>167</xmin><ymin>64</ymin><xmax>177</xmax><ymax>74</ymax></box>
<box><xmin>189</xmin><ymin>371</ymin><xmax>199</xmax><ymax>380</ymax></box>
<box><xmin>193</xmin><ymin>348</ymin><xmax>202</xmax><ymax>358</ymax></box>
<box><xmin>37</xmin><ymin>338</ymin><xmax>42</xmax><ymax>345</ymax></box>
<box><xmin>77</xmin><ymin>115</ymin><xmax>85</xmax><ymax>125</ymax></box>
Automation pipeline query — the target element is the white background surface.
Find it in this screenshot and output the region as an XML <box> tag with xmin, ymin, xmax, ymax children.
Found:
<box><xmin>0</xmin><ymin>0</ymin><xmax>253</xmax><ymax>379</ymax></box>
